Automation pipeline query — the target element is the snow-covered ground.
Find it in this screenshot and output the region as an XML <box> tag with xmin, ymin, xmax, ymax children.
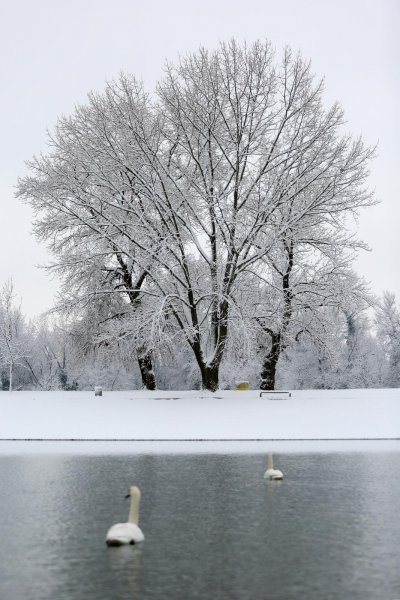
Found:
<box><xmin>0</xmin><ymin>388</ymin><xmax>399</xmax><ymax>454</ymax></box>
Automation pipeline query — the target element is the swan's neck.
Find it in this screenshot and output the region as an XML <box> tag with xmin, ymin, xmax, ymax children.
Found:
<box><xmin>267</xmin><ymin>453</ymin><xmax>274</xmax><ymax>470</ymax></box>
<box><xmin>128</xmin><ymin>489</ymin><xmax>140</xmax><ymax>525</ymax></box>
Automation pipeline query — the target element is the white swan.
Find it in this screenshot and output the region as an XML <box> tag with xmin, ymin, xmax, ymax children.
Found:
<box><xmin>106</xmin><ymin>486</ymin><xmax>145</xmax><ymax>546</ymax></box>
<box><xmin>264</xmin><ymin>452</ymin><xmax>283</xmax><ymax>480</ymax></box>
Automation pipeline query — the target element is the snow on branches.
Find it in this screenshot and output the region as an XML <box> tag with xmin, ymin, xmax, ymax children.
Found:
<box><xmin>17</xmin><ymin>40</ymin><xmax>376</xmax><ymax>390</ymax></box>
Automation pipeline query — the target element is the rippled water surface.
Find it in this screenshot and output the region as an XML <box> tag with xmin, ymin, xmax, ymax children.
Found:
<box><xmin>0</xmin><ymin>451</ymin><xmax>399</xmax><ymax>600</ymax></box>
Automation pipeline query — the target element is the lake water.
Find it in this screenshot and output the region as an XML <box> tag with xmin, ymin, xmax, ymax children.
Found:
<box><xmin>0</xmin><ymin>451</ymin><xmax>399</xmax><ymax>600</ymax></box>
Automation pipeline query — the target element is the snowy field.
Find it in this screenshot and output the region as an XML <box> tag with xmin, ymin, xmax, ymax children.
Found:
<box><xmin>0</xmin><ymin>388</ymin><xmax>399</xmax><ymax>454</ymax></box>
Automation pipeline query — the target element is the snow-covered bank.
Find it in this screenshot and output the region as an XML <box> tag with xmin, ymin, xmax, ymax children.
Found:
<box><xmin>0</xmin><ymin>388</ymin><xmax>399</xmax><ymax>454</ymax></box>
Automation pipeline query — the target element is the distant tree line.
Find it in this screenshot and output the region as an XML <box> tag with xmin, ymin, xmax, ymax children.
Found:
<box><xmin>13</xmin><ymin>40</ymin><xmax>391</xmax><ymax>392</ymax></box>
<box><xmin>1</xmin><ymin>279</ymin><xmax>399</xmax><ymax>391</ymax></box>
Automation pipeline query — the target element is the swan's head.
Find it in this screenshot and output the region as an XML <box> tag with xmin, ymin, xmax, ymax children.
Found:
<box><xmin>125</xmin><ymin>485</ymin><xmax>141</xmax><ymax>499</ymax></box>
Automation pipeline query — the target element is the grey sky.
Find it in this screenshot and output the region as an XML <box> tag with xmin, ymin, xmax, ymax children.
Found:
<box><xmin>1</xmin><ymin>0</ymin><xmax>398</xmax><ymax>317</ymax></box>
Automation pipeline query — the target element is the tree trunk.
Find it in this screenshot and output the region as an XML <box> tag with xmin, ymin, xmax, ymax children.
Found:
<box><xmin>201</xmin><ymin>363</ymin><xmax>220</xmax><ymax>392</ymax></box>
<box><xmin>259</xmin><ymin>238</ymin><xmax>293</xmax><ymax>391</ymax></box>
<box><xmin>137</xmin><ymin>349</ymin><xmax>156</xmax><ymax>390</ymax></box>
<box><xmin>260</xmin><ymin>333</ymin><xmax>281</xmax><ymax>390</ymax></box>
<box><xmin>9</xmin><ymin>362</ymin><xmax>13</xmax><ymax>392</ymax></box>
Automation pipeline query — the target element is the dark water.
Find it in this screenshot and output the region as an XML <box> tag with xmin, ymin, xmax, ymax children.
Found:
<box><xmin>0</xmin><ymin>452</ymin><xmax>399</xmax><ymax>600</ymax></box>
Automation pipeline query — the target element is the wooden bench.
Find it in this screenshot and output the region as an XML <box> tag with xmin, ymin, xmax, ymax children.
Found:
<box><xmin>259</xmin><ymin>391</ymin><xmax>291</xmax><ymax>398</ymax></box>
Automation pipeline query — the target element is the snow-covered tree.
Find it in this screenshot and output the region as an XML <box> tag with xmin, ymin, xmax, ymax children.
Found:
<box><xmin>0</xmin><ymin>280</ymin><xmax>28</xmax><ymax>391</ymax></box>
<box><xmin>240</xmin><ymin>204</ymin><xmax>373</xmax><ymax>390</ymax></box>
<box><xmin>26</xmin><ymin>318</ymin><xmax>79</xmax><ymax>390</ymax></box>
<box><xmin>375</xmin><ymin>292</ymin><xmax>400</xmax><ymax>387</ymax></box>
<box><xmin>276</xmin><ymin>306</ymin><xmax>382</xmax><ymax>390</ymax></box>
<box><xmin>18</xmin><ymin>40</ymin><xmax>375</xmax><ymax>391</ymax></box>
<box><xmin>53</xmin><ymin>261</ymin><xmax>157</xmax><ymax>390</ymax></box>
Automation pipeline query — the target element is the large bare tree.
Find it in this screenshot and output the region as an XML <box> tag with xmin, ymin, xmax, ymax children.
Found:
<box><xmin>18</xmin><ymin>40</ymin><xmax>374</xmax><ymax>391</ymax></box>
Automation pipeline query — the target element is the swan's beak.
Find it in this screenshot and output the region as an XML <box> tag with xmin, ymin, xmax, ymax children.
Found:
<box><xmin>125</xmin><ymin>492</ymin><xmax>130</xmax><ymax>498</ymax></box>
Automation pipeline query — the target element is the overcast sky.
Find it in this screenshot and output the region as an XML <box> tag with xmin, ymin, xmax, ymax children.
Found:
<box><xmin>0</xmin><ymin>0</ymin><xmax>398</xmax><ymax>317</ymax></box>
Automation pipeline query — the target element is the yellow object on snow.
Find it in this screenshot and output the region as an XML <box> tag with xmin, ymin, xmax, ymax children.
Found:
<box><xmin>234</xmin><ymin>381</ymin><xmax>249</xmax><ymax>391</ymax></box>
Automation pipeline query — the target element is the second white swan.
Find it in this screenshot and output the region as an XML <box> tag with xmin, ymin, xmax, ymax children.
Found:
<box><xmin>264</xmin><ymin>453</ymin><xmax>283</xmax><ymax>480</ymax></box>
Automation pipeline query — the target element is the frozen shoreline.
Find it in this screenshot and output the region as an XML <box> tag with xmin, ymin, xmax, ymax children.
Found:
<box><xmin>0</xmin><ymin>439</ymin><xmax>399</xmax><ymax>455</ymax></box>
